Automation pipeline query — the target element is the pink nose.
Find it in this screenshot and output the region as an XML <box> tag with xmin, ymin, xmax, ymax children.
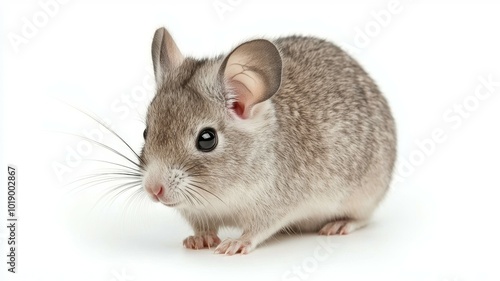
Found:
<box><xmin>151</xmin><ymin>184</ymin><xmax>164</xmax><ymax>197</ymax></box>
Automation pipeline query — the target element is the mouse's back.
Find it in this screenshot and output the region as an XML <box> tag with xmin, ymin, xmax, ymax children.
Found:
<box><xmin>269</xmin><ymin>36</ymin><xmax>396</xmax><ymax>228</ymax></box>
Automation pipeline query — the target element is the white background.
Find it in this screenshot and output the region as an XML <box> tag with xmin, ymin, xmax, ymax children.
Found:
<box><xmin>1</xmin><ymin>0</ymin><xmax>500</xmax><ymax>280</ymax></box>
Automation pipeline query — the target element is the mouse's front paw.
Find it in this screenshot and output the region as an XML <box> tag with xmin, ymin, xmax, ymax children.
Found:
<box><xmin>183</xmin><ymin>232</ymin><xmax>221</xmax><ymax>250</ymax></box>
<box><xmin>214</xmin><ymin>238</ymin><xmax>254</xmax><ymax>255</ymax></box>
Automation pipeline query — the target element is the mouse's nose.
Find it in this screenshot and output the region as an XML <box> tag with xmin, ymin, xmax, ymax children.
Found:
<box><xmin>151</xmin><ymin>184</ymin><xmax>164</xmax><ymax>197</ymax></box>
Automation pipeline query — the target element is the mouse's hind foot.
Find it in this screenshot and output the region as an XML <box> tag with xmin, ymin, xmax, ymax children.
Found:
<box><xmin>318</xmin><ymin>219</ymin><xmax>368</xmax><ymax>236</ymax></box>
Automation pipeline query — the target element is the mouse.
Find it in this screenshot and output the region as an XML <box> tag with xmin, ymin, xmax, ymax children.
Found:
<box><xmin>139</xmin><ymin>27</ymin><xmax>397</xmax><ymax>255</ymax></box>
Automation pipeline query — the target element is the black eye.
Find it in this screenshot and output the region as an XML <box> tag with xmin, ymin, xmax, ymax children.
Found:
<box><xmin>196</xmin><ymin>128</ymin><xmax>217</xmax><ymax>152</ymax></box>
<box><xmin>143</xmin><ymin>128</ymin><xmax>148</xmax><ymax>140</ymax></box>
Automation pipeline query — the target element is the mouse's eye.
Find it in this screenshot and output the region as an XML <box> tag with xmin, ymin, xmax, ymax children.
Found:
<box><xmin>196</xmin><ymin>128</ymin><xmax>217</xmax><ymax>152</ymax></box>
<box><xmin>143</xmin><ymin>128</ymin><xmax>148</xmax><ymax>140</ymax></box>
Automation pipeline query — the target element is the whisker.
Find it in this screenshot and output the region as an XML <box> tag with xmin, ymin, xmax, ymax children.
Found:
<box><xmin>90</xmin><ymin>181</ymin><xmax>138</xmax><ymax>203</ymax></box>
<box><xmin>184</xmin><ymin>188</ymin><xmax>203</xmax><ymax>206</ymax></box>
<box><xmin>184</xmin><ymin>186</ymin><xmax>206</xmax><ymax>206</ymax></box>
<box><xmin>123</xmin><ymin>188</ymin><xmax>145</xmax><ymax>212</ymax></box>
<box><xmin>107</xmin><ymin>182</ymin><xmax>142</xmax><ymax>207</ymax></box>
<box><xmin>53</xmin><ymin>131</ymin><xmax>141</xmax><ymax>169</ymax></box>
<box><xmin>65</xmin><ymin>177</ymin><xmax>131</xmax><ymax>195</ymax></box>
<box><xmin>91</xmin><ymin>180</ymin><xmax>142</xmax><ymax>211</ymax></box>
<box><xmin>122</xmin><ymin>191</ymin><xmax>149</xmax><ymax>223</ymax></box>
<box><xmin>189</xmin><ymin>182</ymin><xmax>226</xmax><ymax>205</ymax></box>
<box><xmin>84</xmin><ymin>159</ymin><xmax>143</xmax><ymax>173</ymax></box>
<box><xmin>177</xmin><ymin>156</ymin><xmax>191</xmax><ymax>172</ymax></box>
<box><xmin>189</xmin><ymin>173</ymin><xmax>230</xmax><ymax>180</ymax></box>
<box><xmin>64</xmin><ymin>172</ymin><xmax>142</xmax><ymax>192</ymax></box>
<box><xmin>83</xmin><ymin>171</ymin><xmax>142</xmax><ymax>178</ymax></box>
<box><xmin>179</xmin><ymin>189</ymin><xmax>196</xmax><ymax>206</ymax></box>
<box><xmin>184</xmin><ymin>162</ymin><xmax>202</xmax><ymax>174</ymax></box>
<box><xmin>62</xmin><ymin>103</ymin><xmax>146</xmax><ymax>167</ymax></box>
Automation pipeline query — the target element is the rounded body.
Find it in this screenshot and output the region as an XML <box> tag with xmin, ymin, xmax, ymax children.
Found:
<box><xmin>142</xmin><ymin>28</ymin><xmax>397</xmax><ymax>254</ymax></box>
<box><xmin>270</xmin><ymin>37</ymin><xmax>396</xmax><ymax>231</ymax></box>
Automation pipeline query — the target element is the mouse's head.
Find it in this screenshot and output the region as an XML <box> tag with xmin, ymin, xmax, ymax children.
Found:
<box><xmin>140</xmin><ymin>27</ymin><xmax>282</xmax><ymax>209</ymax></box>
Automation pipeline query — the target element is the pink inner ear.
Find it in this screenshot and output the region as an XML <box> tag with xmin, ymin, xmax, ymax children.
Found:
<box><xmin>228</xmin><ymin>80</ymin><xmax>253</xmax><ymax>119</ymax></box>
<box><xmin>232</xmin><ymin>101</ymin><xmax>246</xmax><ymax>119</ymax></box>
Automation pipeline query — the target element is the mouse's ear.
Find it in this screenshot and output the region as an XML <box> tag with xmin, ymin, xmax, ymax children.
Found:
<box><xmin>151</xmin><ymin>27</ymin><xmax>184</xmax><ymax>86</ymax></box>
<box><xmin>219</xmin><ymin>39</ymin><xmax>282</xmax><ymax>119</ymax></box>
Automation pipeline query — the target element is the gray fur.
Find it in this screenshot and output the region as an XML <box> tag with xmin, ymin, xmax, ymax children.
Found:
<box><xmin>140</xmin><ymin>28</ymin><xmax>396</xmax><ymax>254</ymax></box>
